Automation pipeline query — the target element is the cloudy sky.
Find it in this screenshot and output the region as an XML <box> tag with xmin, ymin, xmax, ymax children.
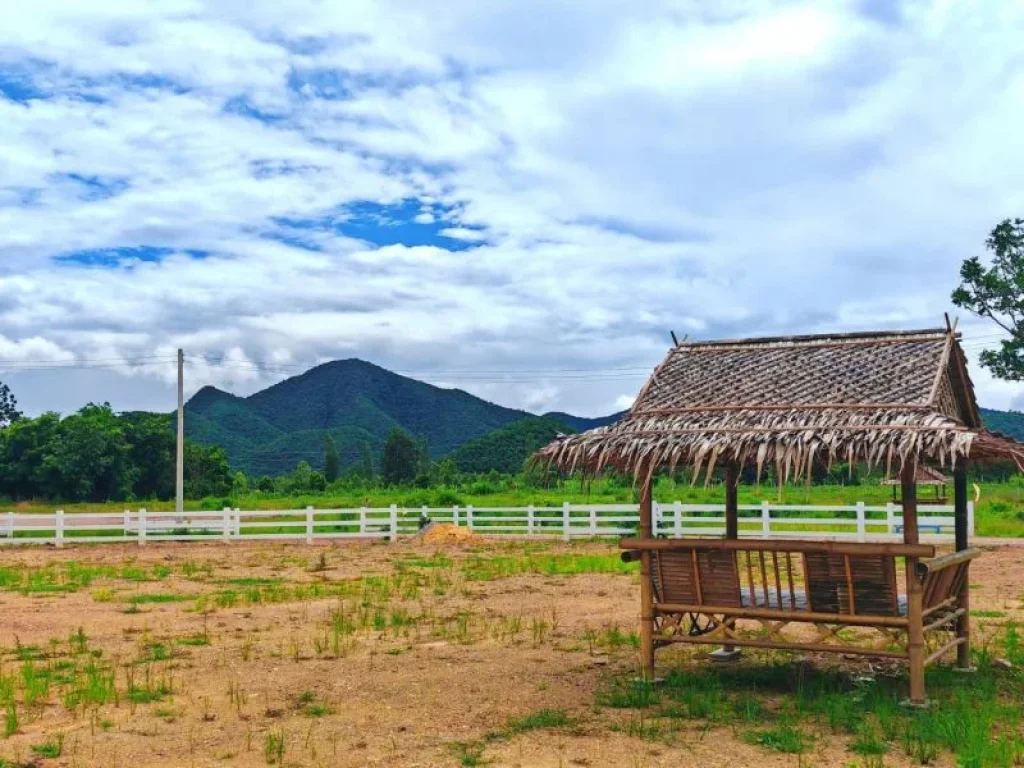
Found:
<box><xmin>1</xmin><ymin>0</ymin><xmax>1023</xmax><ymax>418</ymax></box>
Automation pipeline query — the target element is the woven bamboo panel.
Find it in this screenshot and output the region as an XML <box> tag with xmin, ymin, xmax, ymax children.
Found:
<box><xmin>697</xmin><ymin>550</ymin><xmax>741</xmax><ymax>607</ymax></box>
<box><xmin>651</xmin><ymin>551</ymin><xmax>698</xmax><ymax>604</ymax></box>
<box><xmin>804</xmin><ymin>553</ymin><xmax>898</xmax><ymax>616</ymax></box>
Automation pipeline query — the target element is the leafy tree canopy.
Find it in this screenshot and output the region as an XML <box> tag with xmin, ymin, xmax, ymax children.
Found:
<box><xmin>0</xmin><ymin>381</ymin><xmax>22</xmax><ymax>428</ymax></box>
<box><xmin>381</xmin><ymin>428</ymin><xmax>418</xmax><ymax>485</ymax></box>
<box><xmin>952</xmin><ymin>217</ymin><xmax>1024</xmax><ymax>380</ymax></box>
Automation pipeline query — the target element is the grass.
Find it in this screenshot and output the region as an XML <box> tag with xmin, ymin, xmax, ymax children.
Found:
<box><xmin>595</xmin><ymin>628</ymin><xmax>1024</xmax><ymax>764</ymax></box>
<box><xmin>30</xmin><ymin>733</ymin><xmax>64</xmax><ymax>758</ymax></box>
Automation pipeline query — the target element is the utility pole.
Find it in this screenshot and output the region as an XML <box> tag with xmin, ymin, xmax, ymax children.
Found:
<box><xmin>176</xmin><ymin>349</ymin><xmax>184</xmax><ymax>519</ymax></box>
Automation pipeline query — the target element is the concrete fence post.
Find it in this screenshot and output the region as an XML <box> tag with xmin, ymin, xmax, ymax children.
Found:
<box><xmin>562</xmin><ymin>502</ymin><xmax>571</xmax><ymax>542</ymax></box>
<box><xmin>652</xmin><ymin>501</ymin><xmax>659</xmax><ymax>537</ymax></box>
<box><xmin>222</xmin><ymin>508</ymin><xmax>232</xmax><ymax>542</ymax></box>
<box><xmin>886</xmin><ymin>502</ymin><xmax>897</xmax><ymax>535</ymax></box>
<box><xmin>466</xmin><ymin>505</ymin><xmax>474</xmax><ymax>531</ymax></box>
<box><xmin>234</xmin><ymin>508</ymin><xmax>241</xmax><ymax>537</ymax></box>
<box><xmin>856</xmin><ymin>501</ymin><xmax>866</xmax><ymax>542</ymax></box>
<box><xmin>589</xmin><ymin>506</ymin><xmax>597</xmax><ymax>536</ymax></box>
<box><xmin>761</xmin><ymin>500</ymin><xmax>771</xmax><ymax>536</ymax></box>
<box><xmin>527</xmin><ymin>504</ymin><xmax>535</xmax><ymax>536</ymax></box>
<box><xmin>6</xmin><ymin>510</ymin><xmax>13</xmax><ymax>539</ymax></box>
<box><xmin>453</xmin><ymin>505</ymin><xmax>459</xmax><ymax>527</ymax></box>
<box><xmin>305</xmin><ymin>506</ymin><xmax>314</xmax><ymax>544</ymax></box>
<box><xmin>967</xmin><ymin>501</ymin><xmax>975</xmax><ymax>538</ymax></box>
<box><xmin>673</xmin><ymin>500</ymin><xmax>683</xmax><ymax>538</ymax></box>
<box><xmin>389</xmin><ymin>504</ymin><xmax>399</xmax><ymax>542</ymax></box>
<box><xmin>139</xmin><ymin>508</ymin><xmax>147</xmax><ymax>546</ymax></box>
<box><xmin>358</xmin><ymin>506</ymin><xmax>367</xmax><ymax>536</ymax></box>
<box><xmin>55</xmin><ymin>509</ymin><xmax>64</xmax><ymax>548</ymax></box>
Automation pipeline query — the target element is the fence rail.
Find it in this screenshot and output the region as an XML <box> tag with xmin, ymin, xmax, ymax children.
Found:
<box><xmin>0</xmin><ymin>501</ymin><xmax>972</xmax><ymax>547</ymax></box>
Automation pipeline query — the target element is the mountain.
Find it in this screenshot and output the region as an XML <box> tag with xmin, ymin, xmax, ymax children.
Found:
<box><xmin>541</xmin><ymin>411</ymin><xmax>625</xmax><ymax>431</ymax></box>
<box><xmin>448</xmin><ymin>416</ymin><xmax>574</xmax><ymax>474</ymax></box>
<box><xmin>183</xmin><ymin>359</ymin><xmax>616</xmax><ymax>476</ymax></box>
<box><xmin>980</xmin><ymin>407</ymin><xmax>1024</xmax><ymax>442</ymax></box>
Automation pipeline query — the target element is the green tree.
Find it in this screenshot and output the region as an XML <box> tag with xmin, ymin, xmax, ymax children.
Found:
<box><xmin>232</xmin><ymin>471</ymin><xmax>249</xmax><ymax>495</ymax></box>
<box><xmin>0</xmin><ymin>412</ymin><xmax>60</xmax><ymax>499</ymax></box>
<box><xmin>352</xmin><ymin>440</ymin><xmax>374</xmax><ymax>481</ymax></box>
<box><xmin>123</xmin><ymin>412</ymin><xmax>175</xmax><ymax>500</ymax></box>
<box><xmin>309</xmin><ymin>470</ymin><xmax>327</xmax><ymax>492</ymax></box>
<box><xmin>291</xmin><ymin>460</ymin><xmax>313</xmax><ymax>492</ymax></box>
<box><xmin>381</xmin><ymin>428</ymin><xmax>417</xmax><ymax>485</ymax></box>
<box><xmin>952</xmin><ymin>217</ymin><xmax>1024</xmax><ymax>379</ymax></box>
<box><xmin>183</xmin><ymin>442</ymin><xmax>232</xmax><ymax>498</ymax></box>
<box><xmin>0</xmin><ymin>381</ymin><xmax>21</xmax><ymax>428</ymax></box>
<box><xmin>44</xmin><ymin>404</ymin><xmax>136</xmax><ymax>502</ymax></box>
<box><xmin>323</xmin><ymin>435</ymin><xmax>341</xmax><ymax>483</ymax></box>
<box><xmin>256</xmin><ymin>475</ymin><xmax>275</xmax><ymax>493</ymax></box>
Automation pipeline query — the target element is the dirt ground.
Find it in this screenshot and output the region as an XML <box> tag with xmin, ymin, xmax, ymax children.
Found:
<box><xmin>0</xmin><ymin>539</ymin><xmax>1020</xmax><ymax>768</ymax></box>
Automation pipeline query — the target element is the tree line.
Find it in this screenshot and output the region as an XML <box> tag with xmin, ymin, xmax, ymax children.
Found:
<box><xmin>0</xmin><ymin>399</ymin><xmax>233</xmax><ymax>503</ymax></box>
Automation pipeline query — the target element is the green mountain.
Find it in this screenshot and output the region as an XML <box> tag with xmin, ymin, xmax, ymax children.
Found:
<box><xmin>183</xmin><ymin>359</ymin><xmax>617</xmax><ymax>476</ymax></box>
<box><xmin>448</xmin><ymin>416</ymin><xmax>575</xmax><ymax>474</ymax></box>
<box><xmin>980</xmin><ymin>407</ymin><xmax>1024</xmax><ymax>442</ymax></box>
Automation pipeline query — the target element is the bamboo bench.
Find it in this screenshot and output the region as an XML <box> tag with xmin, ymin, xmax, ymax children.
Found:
<box><xmin>620</xmin><ymin>538</ymin><xmax>979</xmax><ymax>696</ymax></box>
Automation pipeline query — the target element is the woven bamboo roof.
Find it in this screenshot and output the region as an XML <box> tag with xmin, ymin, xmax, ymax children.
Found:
<box><xmin>538</xmin><ymin>327</ymin><xmax>1024</xmax><ymax>482</ymax></box>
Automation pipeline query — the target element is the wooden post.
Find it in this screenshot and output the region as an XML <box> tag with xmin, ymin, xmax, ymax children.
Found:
<box><xmin>639</xmin><ymin>475</ymin><xmax>655</xmax><ymax>679</ymax></box>
<box><xmin>725</xmin><ymin>464</ymin><xmax>739</xmax><ymax>540</ymax></box>
<box><xmin>902</xmin><ymin>460</ymin><xmax>927</xmax><ymax>705</ymax></box>
<box><xmin>953</xmin><ymin>463</ymin><xmax>971</xmax><ymax>669</ymax></box>
<box><xmin>711</xmin><ymin>463</ymin><xmax>742</xmax><ymax>661</ymax></box>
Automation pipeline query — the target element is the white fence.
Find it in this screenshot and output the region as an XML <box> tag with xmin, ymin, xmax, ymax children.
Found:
<box><xmin>0</xmin><ymin>501</ymin><xmax>972</xmax><ymax>547</ymax></box>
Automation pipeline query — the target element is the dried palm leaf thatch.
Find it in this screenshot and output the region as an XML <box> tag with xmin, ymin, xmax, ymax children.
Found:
<box><xmin>536</xmin><ymin>327</ymin><xmax>1024</xmax><ymax>483</ymax></box>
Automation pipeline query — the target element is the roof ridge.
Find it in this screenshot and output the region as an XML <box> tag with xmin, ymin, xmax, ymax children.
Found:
<box><xmin>681</xmin><ymin>327</ymin><xmax>950</xmax><ymax>348</ymax></box>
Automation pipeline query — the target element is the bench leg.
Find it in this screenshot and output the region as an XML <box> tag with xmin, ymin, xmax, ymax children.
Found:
<box><xmin>957</xmin><ymin>563</ymin><xmax>972</xmax><ymax>669</ymax></box>
<box><xmin>906</xmin><ymin>557</ymin><xmax>928</xmax><ymax>706</ymax></box>
<box><xmin>640</xmin><ymin>552</ymin><xmax>655</xmax><ymax>679</ymax></box>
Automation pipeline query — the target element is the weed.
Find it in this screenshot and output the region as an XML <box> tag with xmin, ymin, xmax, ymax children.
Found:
<box><xmin>743</xmin><ymin>724</ymin><xmax>810</xmax><ymax>754</ymax></box>
<box><xmin>30</xmin><ymin>733</ymin><xmax>64</xmax><ymax>758</ymax></box>
<box><xmin>264</xmin><ymin>729</ymin><xmax>285</xmax><ymax>765</ymax></box>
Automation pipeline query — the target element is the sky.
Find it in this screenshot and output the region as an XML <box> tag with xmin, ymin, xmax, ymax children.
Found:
<box><xmin>1</xmin><ymin>0</ymin><xmax>1023</xmax><ymax>418</ymax></box>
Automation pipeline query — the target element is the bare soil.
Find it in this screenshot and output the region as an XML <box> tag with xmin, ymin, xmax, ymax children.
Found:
<box><xmin>0</xmin><ymin>540</ymin><xmax>1020</xmax><ymax>767</ymax></box>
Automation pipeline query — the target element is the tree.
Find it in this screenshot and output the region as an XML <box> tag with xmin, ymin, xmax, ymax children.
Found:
<box><xmin>0</xmin><ymin>412</ymin><xmax>60</xmax><ymax>499</ymax></box>
<box><xmin>952</xmin><ymin>218</ymin><xmax>1024</xmax><ymax>380</ymax></box>
<box><xmin>291</xmin><ymin>461</ymin><xmax>313</xmax><ymax>492</ymax></box>
<box><xmin>0</xmin><ymin>381</ymin><xmax>21</xmax><ymax>428</ymax></box>
<box><xmin>352</xmin><ymin>440</ymin><xmax>374</xmax><ymax>481</ymax></box>
<box><xmin>232</xmin><ymin>471</ymin><xmax>249</xmax><ymax>495</ymax></box>
<box><xmin>381</xmin><ymin>428</ymin><xmax>418</xmax><ymax>485</ymax></box>
<box><xmin>123</xmin><ymin>412</ymin><xmax>175</xmax><ymax>500</ymax></box>
<box><xmin>43</xmin><ymin>404</ymin><xmax>136</xmax><ymax>502</ymax></box>
<box><xmin>323</xmin><ymin>435</ymin><xmax>341</xmax><ymax>483</ymax></box>
<box><xmin>183</xmin><ymin>442</ymin><xmax>232</xmax><ymax>499</ymax></box>
<box><xmin>256</xmin><ymin>475</ymin><xmax>275</xmax><ymax>493</ymax></box>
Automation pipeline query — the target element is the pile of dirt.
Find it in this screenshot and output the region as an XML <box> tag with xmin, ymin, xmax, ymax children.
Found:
<box><xmin>420</xmin><ymin>523</ymin><xmax>481</xmax><ymax>544</ymax></box>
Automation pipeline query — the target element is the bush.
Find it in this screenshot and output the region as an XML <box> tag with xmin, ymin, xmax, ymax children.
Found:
<box><xmin>433</xmin><ymin>489</ymin><xmax>463</xmax><ymax>506</ymax></box>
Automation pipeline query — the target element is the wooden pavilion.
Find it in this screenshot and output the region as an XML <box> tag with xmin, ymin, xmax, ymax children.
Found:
<box><xmin>882</xmin><ymin>464</ymin><xmax>948</xmax><ymax>505</ymax></box>
<box><xmin>537</xmin><ymin>327</ymin><xmax>1024</xmax><ymax>704</ymax></box>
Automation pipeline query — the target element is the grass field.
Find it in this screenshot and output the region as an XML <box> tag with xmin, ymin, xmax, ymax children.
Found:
<box><xmin>0</xmin><ymin>538</ymin><xmax>1021</xmax><ymax>767</ymax></box>
<box><xmin>5</xmin><ymin>477</ymin><xmax>1024</xmax><ymax>537</ymax></box>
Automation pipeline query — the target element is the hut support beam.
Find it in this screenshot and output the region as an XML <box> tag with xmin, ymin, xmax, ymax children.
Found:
<box><xmin>638</xmin><ymin>475</ymin><xmax>655</xmax><ymax>679</ymax></box>
<box><xmin>953</xmin><ymin>463</ymin><xmax>972</xmax><ymax>669</ymax></box>
<box><xmin>711</xmin><ymin>463</ymin><xmax>742</xmax><ymax>662</ymax></box>
<box><xmin>902</xmin><ymin>460</ymin><xmax>927</xmax><ymax>705</ymax></box>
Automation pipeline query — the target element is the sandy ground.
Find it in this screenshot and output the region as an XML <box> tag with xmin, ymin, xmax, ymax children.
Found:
<box><xmin>0</xmin><ymin>539</ymin><xmax>1020</xmax><ymax>768</ymax></box>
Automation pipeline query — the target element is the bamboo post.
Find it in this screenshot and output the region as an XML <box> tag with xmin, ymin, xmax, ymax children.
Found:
<box><xmin>953</xmin><ymin>463</ymin><xmax>972</xmax><ymax>669</ymax></box>
<box><xmin>711</xmin><ymin>463</ymin><xmax>741</xmax><ymax>662</ymax></box>
<box><xmin>902</xmin><ymin>460</ymin><xmax>927</xmax><ymax>705</ymax></box>
<box><xmin>638</xmin><ymin>476</ymin><xmax>655</xmax><ymax>679</ymax></box>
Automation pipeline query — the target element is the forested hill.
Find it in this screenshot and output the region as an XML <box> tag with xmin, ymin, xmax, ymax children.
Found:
<box><xmin>183</xmin><ymin>359</ymin><xmax>618</xmax><ymax>476</ymax></box>
<box><xmin>980</xmin><ymin>407</ymin><xmax>1024</xmax><ymax>441</ymax></box>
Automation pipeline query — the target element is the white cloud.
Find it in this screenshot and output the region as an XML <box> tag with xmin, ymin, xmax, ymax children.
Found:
<box><xmin>0</xmin><ymin>0</ymin><xmax>1023</xmax><ymax>419</ymax></box>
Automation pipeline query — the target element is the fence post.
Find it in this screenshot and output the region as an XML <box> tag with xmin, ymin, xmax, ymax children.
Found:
<box><xmin>359</xmin><ymin>506</ymin><xmax>367</xmax><ymax>536</ymax></box>
<box><xmin>589</xmin><ymin>506</ymin><xmax>597</xmax><ymax>536</ymax></box>
<box><xmin>761</xmin><ymin>500</ymin><xmax>771</xmax><ymax>537</ymax></box>
<box><xmin>886</xmin><ymin>502</ymin><xmax>897</xmax><ymax>535</ymax></box>
<box><xmin>967</xmin><ymin>501</ymin><xmax>975</xmax><ymax>538</ymax></box>
<box><xmin>562</xmin><ymin>502</ymin><xmax>571</xmax><ymax>542</ymax></box>
<box><xmin>139</xmin><ymin>508</ymin><xmax>147</xmax><ymax>547</ymax></box>
<box><xmin>55</xmin><ymin>509</ymin><xmax>64</xmax><ymax>548</ymax></box>
<box><xmin>856</xmin><ymin>501</ymin><xmax>866</xmax><ymax>542</ymax></box>
<box><xmin>234</xmin><ymin>508</ymin><xmax>241</xmax><ymax>537</ymax></box>
<box><xmin>527</xmin><ymin>504</ymin><xmax>535</xmax><ymax>536</ymax></box>
<box><xmin>466</xmin><ymin>505</ymin><xmax>474</xmax><ymax>531</ymax></box>
<box><xmin>6</xmin><ymin>510</ymin><xmax>13</xmax><ymax>539</ymax></box>
<box><xmin>389</xmin><ymin>504</ymin><xmax>399</xmax><ymax>542</ymax></box>
<box><xmin>652</xmin><ymin>501</ymin><xmax>660</xmax><ymax>537</ymax></box>
<box><xmin>673</xmin><ymin>500</ymin><xmax>682</xmax><ymax>538</ymax></box>
<box><xmin>453</xmin><ymin>505</ymin><xmax>459</xmax><ymax>527</ymax></box>
<box><xmin>305</xmin><ymin>506</ymin><xmax>314</xmax><ymax>544</ymax></box>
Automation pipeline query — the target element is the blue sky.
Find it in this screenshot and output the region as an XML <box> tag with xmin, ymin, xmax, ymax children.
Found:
<box><xmin>0</xmin><ymin>1</ymin><xmax>1023</xmax><ymax>417</ymax></box>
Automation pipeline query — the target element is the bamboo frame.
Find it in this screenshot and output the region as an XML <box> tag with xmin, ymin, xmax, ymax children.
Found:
<box><xmin>619</xmin><ymin>538</ymin><xmax>936</xmax><ymax>558</ymax></box>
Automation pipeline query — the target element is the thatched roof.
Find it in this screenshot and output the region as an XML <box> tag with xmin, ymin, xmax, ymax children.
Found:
<box><xmin>537</xmin><ymin>328</ymin><xmax>1024</xmax><ymax>483</ymax></box>
<box><xmin>880</xmin><ymin>464</ymin><xmax>948</xmax><ymax>486</ymax></box>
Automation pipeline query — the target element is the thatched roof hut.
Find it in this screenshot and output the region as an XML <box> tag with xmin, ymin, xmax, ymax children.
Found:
<box><xmin>881</xmin><ymin>464</ymin><xmax>949</xmax><ymax>486</ymax></box>
<box><xmin>538</xmin><ymin>327</ymin><xmax>1024</xmax><ymax>482</ymax></box>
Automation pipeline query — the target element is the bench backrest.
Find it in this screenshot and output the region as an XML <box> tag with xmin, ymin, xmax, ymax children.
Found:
<box><xmin>803</xmin><ymin>552</ymin><xmax>899</xmax><ymax>616</ymax></box>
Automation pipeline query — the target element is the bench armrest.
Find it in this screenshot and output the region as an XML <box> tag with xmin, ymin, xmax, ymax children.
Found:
<box><xmin>915</xmin><ymin>547</ymin><xmax>983</xmax><ymax>580</ymax></box>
